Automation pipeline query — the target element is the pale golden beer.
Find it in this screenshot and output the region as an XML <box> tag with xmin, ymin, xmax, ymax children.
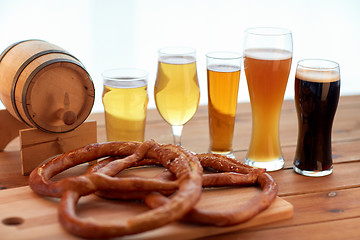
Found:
<box><xmin>154</xmin><ymin>47</ymin><xmax>200</xmax><ymax>146</ymax></box>
<box><xmin>244</xmin><ymin>48</ymin><xmax>292</xmax><ymax>161</ymax></box>
<box><xmin>243</xmin><ymin>27</ymin><xmax>293</xmax><ymax>171</ymax></box>
<box><xmin>155</xmin><ymin>55</ymin><xmax>200</xmax><ymax>126</ymax></box>
<box><xmin>102</xmin><ymin>69</ymin><xmax>148</xmax><ymax>142</ymax></box>
<box><xmin>206</xmin><ymin>51</ymin><xmax>241</xmax><ymax>157</ymax></box>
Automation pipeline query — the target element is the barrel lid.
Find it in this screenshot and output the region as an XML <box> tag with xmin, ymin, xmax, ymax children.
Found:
<box><xmin>23</xmin><ymin>59</ymin><xmax>95</xmax><ymax>133</ymax></box>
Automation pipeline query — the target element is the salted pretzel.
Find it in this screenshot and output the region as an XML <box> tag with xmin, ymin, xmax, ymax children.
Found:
<box><xmin>29</xmin><ymin>140</ymin><xmax>203</xmax><ymax>239</ymax></box>
<box><xmin>90</xmin><ymin>153</ymin><xmax>278</xmax><ymax>226</ymax></box>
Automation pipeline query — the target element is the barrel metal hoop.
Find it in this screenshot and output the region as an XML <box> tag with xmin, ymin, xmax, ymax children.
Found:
<box><xmin>0</xmin><ymin>40</ymin><xmax>43</xmax><ymax>126</ymax></box>
<box><xmin>22</xmin><ymin>58</ymin><xmax>92</xmax><ymax>133</ymax></box>
<box><xmin>0</xmin><ymin>40</ymin><xmax>38</xmax><ymax>63</ymax></box>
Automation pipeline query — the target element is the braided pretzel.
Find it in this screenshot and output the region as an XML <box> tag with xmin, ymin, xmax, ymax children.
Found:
<box><xmin>29</xmin><ymin>140</ymin><xmax>203</xmax><ymax>239</ymax></box>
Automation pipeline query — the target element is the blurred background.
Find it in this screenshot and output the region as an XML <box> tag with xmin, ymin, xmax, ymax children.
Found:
<box><xmin>0</xmin><ymin>0</ymin><xmax>359</xmax><ymax>113</ymax></box>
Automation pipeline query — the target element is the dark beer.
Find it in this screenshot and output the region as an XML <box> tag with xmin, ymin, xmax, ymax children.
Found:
<box><xmin>294</xmin><ymin>66</ymin><xmax>340</xmax><ymax>176</ymax></box>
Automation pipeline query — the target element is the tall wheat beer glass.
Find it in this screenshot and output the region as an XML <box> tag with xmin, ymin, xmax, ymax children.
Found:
<box><xmin>206</xmin><ymin>52</ymin><xmax>242</xmax><ymax>158</ymax></box>
<box><xmin>243</xmin><ymin>27</ymin><xmax>293</xmax><ymax>171</ymax></box>
<box><xmin>154</xmin><ymin>47</ymin><xmax>200</xmax><ymax>145</ymax></box>
<box><xmin>293</xmin><ymin>59</ymin><xmax>340</xmax><ymax>177</ymax></box>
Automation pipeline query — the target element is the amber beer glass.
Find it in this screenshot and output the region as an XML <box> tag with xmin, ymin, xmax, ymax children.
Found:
<box><xmin>102</xmin><ymin>69</ymin><xmax>149</xmax><ymax>142</ymax></box>
<box><xmin>243</xmin><ymin>27</ymin><xmax>293</xmax><ymax>171</ymax></box>
<box><xmin>206</xmin><ymin>52</ymin><xmax>242</xmax><ymax>157</ymax></box>
<box><xmin>293</xmin><ymin>59</ymin><xmax>340</xmax><ymax>177</ymax></box>
<box><xmin>154</xmin><ymin>47</ymin><xmax>200</xmax><ymax>145</ymax></box>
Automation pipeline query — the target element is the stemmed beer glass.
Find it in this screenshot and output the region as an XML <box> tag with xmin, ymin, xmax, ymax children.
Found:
<box><xmin>243</xmin><ymin>27</ymin><xmax>293</xmax><ymax>171</ymax></box>
<box><xmin>154</xmin><ymin>47</ymin><xmax>200</xmax><ymax>145</ymax></box>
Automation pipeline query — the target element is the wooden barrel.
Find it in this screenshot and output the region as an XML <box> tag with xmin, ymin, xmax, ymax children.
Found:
<box><xmin>0</xmin><ymin>39</ymin><xmax>95</xmax><ymax>133</ymax></box>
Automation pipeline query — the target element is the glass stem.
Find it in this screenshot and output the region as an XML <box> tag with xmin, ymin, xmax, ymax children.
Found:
<box><xmin>171</xmin><ymin>125</ymin><xmax>183</xmax><ymax>146</ymax></box>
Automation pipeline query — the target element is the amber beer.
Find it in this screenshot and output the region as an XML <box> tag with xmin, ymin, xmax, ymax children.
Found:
<box><xmin>293</xmin><ymin>60</ymin><xmax>340</xmax><ymax>177</ymax></box>
<box><xmin>206</xmin><ymin>52</ymin><xmax>241</xmax><ymax>157</ymax></box>
<box><xmin>244</xmin><ymin>48</ymin><xmax>292</xmax><ymax>164</ymax></box>
<box><xmin>102</xmin><ymin>69</ymin><xmax>148</xmax><ymax>142</ymax></box>
<box><xmin>154</xmin><ymin>56</ymin><xmax>200</xmax><ymax>126</ymax></box>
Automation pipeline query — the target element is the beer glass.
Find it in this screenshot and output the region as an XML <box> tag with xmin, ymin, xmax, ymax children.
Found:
<box><xmin>293</xmin><ymin>59</ymin><xmax>340</xmax><ymax>177</ymax></box>
<box><xmin>206</xmin><ymin>51</ymin><xmax>242</xmax><ymax>158</ymax></box>
<box><xmin>102</xmin><ymin>68</ymin><xmax>149</xmax><ymax>142</ymax></box>
<box><xmin>243</xmin><ymin>27</ymin><xmax>293</xmax><ymax>171</ymax></box>
<box><xmin>154</xmin><ymin>47</ymin><xmax>200</xmax><ymax>146</ymax></box>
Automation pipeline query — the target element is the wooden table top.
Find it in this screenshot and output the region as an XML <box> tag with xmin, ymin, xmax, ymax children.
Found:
<box><xmin>1</xmin><ymin>94</ymin><xmax>359</xmax><ymax>239</ymax></box>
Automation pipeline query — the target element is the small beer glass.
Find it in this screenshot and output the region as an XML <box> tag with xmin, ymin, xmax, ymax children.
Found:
<box><xmin>206</xmin><ymin>51</ymin><xmax>242</xmax><ymax>158</ymax></box>
<box><xmin>102</xmin><ymin>68</ymin><xmax>149</xmax><ymax>142</ymax></box>
<box><xmin>293</xmin><ymin>59</ymin><xmax>340</xmax><ymax>177</ymax></box>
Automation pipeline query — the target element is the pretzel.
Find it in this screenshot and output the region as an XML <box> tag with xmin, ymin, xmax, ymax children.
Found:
<box><xmin>145</xmin><ymin>172</ymin><xmax>278</xmax><ymax>226</ymax></box>
<box><xmin>29</xmin><ymin>140</ymin><xmax>203</xmax><ymax>239</ymax></box>
<box><xmin>163</xmin><ymin>154</ymin><xmax>278</xmax><ymax>226</ymax></box>
<box><xmin>90</xmin><ymin>153</ymin><xmax>278</xmax><ymax>226</ymax></box>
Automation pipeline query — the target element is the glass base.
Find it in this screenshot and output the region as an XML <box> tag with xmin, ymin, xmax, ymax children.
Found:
<box><xmin>293</xmin><ymin>166</ymin><xmax>333</xmax><ymax>177</ymax></box>
<box><xmin>210</xmin><ymin>150</ymin><xmax>235</xmax><ymax>159</ymax></box>
<box><xmin>245</xmin><ymin>157</ymin><xmax>284</xmax><ymax>171</ymax></box>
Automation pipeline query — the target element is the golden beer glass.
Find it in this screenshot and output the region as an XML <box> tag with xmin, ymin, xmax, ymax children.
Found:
<box><xmin>102</xmin><ymin>68</ymin><xmax>149</xmax><ymax>142</ymax></box>
<box><xmin>154</xmin><ymin>47</ymin><xmax>200</xmax><ymax>145</ymax></box>
<box><xmin>206</xmin><ymin>51</ymin><xmax>242</xmax><ymax>158</ymax></box>
<box><xmin>243</xmin><ymin>27</ymin><xmax>293</xmax><ymax>171</ymax></box>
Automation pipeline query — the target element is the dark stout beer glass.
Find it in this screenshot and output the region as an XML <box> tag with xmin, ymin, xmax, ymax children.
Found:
<box><xmin>293</xmin><ymin>59</ymin><xmax>340</xmax><ymax>177</ymax></box>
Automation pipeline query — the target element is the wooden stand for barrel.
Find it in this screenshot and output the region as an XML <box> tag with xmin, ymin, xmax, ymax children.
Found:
<box><xmin>0</xmin><ymin>109</ymin><xmax>97</xmax><ymax>175</ymax></box>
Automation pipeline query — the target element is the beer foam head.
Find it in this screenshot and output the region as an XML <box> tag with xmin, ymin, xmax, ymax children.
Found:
<box><xmin>104</xmin><ymin>78</ymin><xmax>147</xmax><ymax>88</ymax></box>
<box><xmin>207</xmin><ymin>64</ymin><xmax>241</xmax><ymax>73</ymax></box>
<box><xmin>296</xmin><ymin>59</ymin><xmax>340</xmax><ymax>83</ymax></box>
<box><xmin>244</xmin><ymin>48</ymin><xmax>292</xmax><ymax>60</ymax></box>
<box><xmin>296</xmin><ymin>69</ymin><xmax>340</xmax><ymax>83</ymax></box>
<box><xmin>102</xmin><ymin>68</ymin><xmax>148</xmax><ymax>88</ymax></box>
<box><xmin>160</xmin><ymin>55</ymin><xmax>196</xmax><ymax>65</ymax></box>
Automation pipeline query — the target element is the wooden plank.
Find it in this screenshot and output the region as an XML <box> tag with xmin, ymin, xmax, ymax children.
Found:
<box><xmin>0</xmin><ymin>151</ymin><xmax>28</xmax><ymax>189</ymax></box>
<box><xmin>16</xmin><ymin>93</ymin><xmax>359</xmax><ymax>156</ymax></box>
<box><xmin>140</xmin><ymin>106</ymin><xmax>360</xmax><ymax>154</ymax></box>
<box><xmin>233</xmin><ymin>138</ymin><xmax>360</xmax><ymax>170</ymax></box>
<box><xmin>282</xmin><ymin>187</ymin><xmax>360</xmax><ymax>226</ymax></box>
<box><xmin>244</xmin><ymin>187</ymin><xmax>360</xmax><ymax>230</ymax></box>
<box><xmin>336</xmin><ymin>94</ymin><xmax>360</xmax><ymax>108</ymax></box>
<box><xmin>90</xmin><ymin>95</ymin><xmax>360</xmax><ymax>153</ymax></box>
<box><xmin>0</xmin><ymin>185</ymin><xmax>292</xmax><ymax>240</ymax></box>
<box><xmin>203</xmin><ymin>217</ymin><xmax>360</xmax><ymax>240</ymax></box>
<box><xmin>203</xmin><ymin>187</ymin><xmax>360</xmax><ymax>240</ymax></box>
<box><xmin>270</xmin><ymin>162</ymin><xmax>360</xmax><ymax>196</ymax></box>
